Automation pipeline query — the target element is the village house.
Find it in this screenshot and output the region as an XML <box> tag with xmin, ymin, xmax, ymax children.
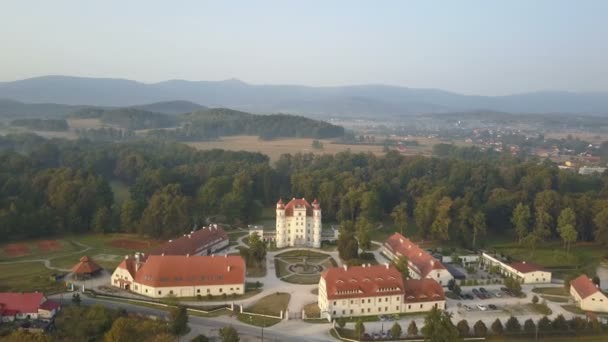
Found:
<box><xmin>275</xmin><ymin>198</ymin><xmax>322</xmax><ymax>248</ymax></box>
<box><xmin>570</xmin><ymin>274</ymin><xmax>608</xmax><ymax>313</ymax></box>
<box><xmin>0</xmin><ymin>292</ymin><xmax>60</xmax><ymax>322</ymax></box>
<box><xmin>111</xmin><ymin>254</ymin><xmax>245</xmax><ymax>298</ymax></box>
<box><xmin>149</xmin><ymin>224</ymin><xmax>229</xmax><ymax>256</ymax></box>
<box><xmin>318</xmin><ymin>264</ymin><xmax>445</xmax><ymax>321</ymax></box>
<box><xmin>383</xmin><ymin>233</ymin><xmax>453</xmax><ymax>286</ymax></box>
<box><xmin>481</xmin><ymin>252</ymin><xmax>552</xmax><ymax>284</ymax></box>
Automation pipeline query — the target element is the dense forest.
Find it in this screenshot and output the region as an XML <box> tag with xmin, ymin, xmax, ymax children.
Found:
<box><xmin>147</xmin><ymin>108</ymin><xmax>345</xmax><ymax>140</ymax></box>
<box><xmin>0</xmin><ymin>134</ymin><xmax>607</xmax><ymax>252</ymax></box>
<box><xmin>10</xmin><ymin>118</ymin><xmax>69</xmax><ymax>131</ymax></box>
<box><xmin>70</xmin><ymin>108</ymin><xmax>178</xmax><ymax>130</ymax></box>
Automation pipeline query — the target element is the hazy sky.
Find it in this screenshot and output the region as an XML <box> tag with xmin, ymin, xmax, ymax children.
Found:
<box><xmin>1</xmin><ymin>0</ymin><xmax>607</xmax><ymax>95</ymax></box>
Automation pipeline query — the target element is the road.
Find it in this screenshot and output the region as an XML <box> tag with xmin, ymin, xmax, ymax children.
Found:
<box><xmin>51</xmin><ymin>293</ymin><xmax>334</xmax><ymax>341</ymax></box>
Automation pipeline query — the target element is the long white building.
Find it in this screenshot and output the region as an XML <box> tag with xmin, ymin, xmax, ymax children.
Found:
<box><xmin>111</xmin><ymin>254</ymin><xmax>245</xmax><ymax>298</ymax></box>
<box><xmin>275</xmin><ymin>198</ymin><xmax>322</xmax><ymax>248</ymax></box>
<box><xmin>481</xmin><ymin>252</ymin><xmax>552</xmax><ymax>284</ymax></box>
<box><xmin>383</xmin><ymin>233</ymin><xmax>453</xmax><ymax>286</ymax></box>
<box><xmin>318</xmin><ymin>264</ymin><xmax>445</xmax><ymax>321</ymax></box>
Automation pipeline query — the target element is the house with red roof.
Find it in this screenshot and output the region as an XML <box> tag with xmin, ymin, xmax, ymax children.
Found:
<box><xmin>0</xmin><ymin>292</ymin><xmax>60</xmax><ymax>322</ymax></box>
<box><xmin>383</xmin><ymin>233</ymin><xmax>453</xmax><ymax>286</ymax></box>
<box><xmin>275</xmin><ymin>198</ymin><xmax>322</xmax><ymax>248</ymax></box>
<box><xmin>481</xmin><ymin>252</ymin><xmax>552</xmax><ymax>284</ymax></box>
<box><xmin>318</xmin><ymin>264</ymin><xmax>445</xmax><ymax>320</ymax></box>
<box><xmin>111</xmin><ymin>254</ymin><xmax>245</xmax><ymax>298</ymax></box>
<box><xmin>149</xmin><ymin>224</ymin><xmax>229</xmax><ymax>256</ymax></box>
<box><xmin>570</xmin><ymin>275</ymin><xmax>608</xmax><ymax>313</ymax></box>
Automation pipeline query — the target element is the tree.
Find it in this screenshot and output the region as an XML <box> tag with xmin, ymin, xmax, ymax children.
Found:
<box><xmin>569</xmin><ymin>316</ymin><xmax>587</xmax><ymax>332</ymax></box>
<box><xmin>72</xmin><ymin>293</ymin><xmax>81</xmax><ymax>306</ymax></box>
<box><xmin>104</xmin><ymin>317</ymin><xmax>139</xmax><ymax>342</ymax></box>
<box><xmin>191</xmin><ymin>335</ymin><xmax>209</xmax><ymax>342</ymax></box>
<box><xmin>534</xmin><ymin>208</ymin><xmax>552</xmax><ymax>240</ymax></box>
<box><xmin>311</xmin><ymin>140</ymin><xmax>324</xmax><ymax>150</ymax></box>
<box><xmin>421</xmin><ymin>307</ymin><xmax>458</xmax><ymax>342</ymax></box>
<box><xmin>456</xmin><ymin>319</ymin><xmax>470</xmax><ymax>337</ymax></box>
<box><xmin>557</xmin><ymin>208</ymin><xmax>577</xmax><ymax>252</ymax></box>
<box><xmin>537</xmin><ymin>316</ymin><xmax>552</xmax><ymax>332</ymax></box>
<box><xmin>505</xmin><ymin>316</ymin><xmax>521</xmax><ymax>334</ymax></box>
<box><xmin>219</xmin><ymin>326</ymin><xmax>240</xmax><ymax>342</ymax></box>
<box><xmin>523</xmin><ymin>319</ymin><xmax>536</xmax><ymax>335</ymax></box>
<box><xmin>337</xmin><ymin>221</ymin><xmax>359</xmax><ymax>261</ymax></box>
<box><xmin>504</xmin><ymin>276</ymin><xmax>522</xmax><ymax>296</ymax></box>
<box><xmin>472</xmin><ymin>211</ymin><xmax>487</xmax><ymax>249</ymax></box>
<box><xmin>394</xmin><ymin>256</ymin><xmax>410</xmax><ymax>280</ymax></box>
<box><xmin>430</xmin><ymin>197</ymin><xmax>452</xmax><ymax>241</ymax></box>
<box><xmin>92</xmin><ymin>206</ymin><xmax>111</xmax><ymax>233</ymax></box>
<box><xmin>453</xmin><ymin>283</ymin><xmax>462</xmax><ymax>296</ymax></box>
<box><xmin>473</xmin><ymin>320</ymin><xmax>487</xmax><ymax>336</ymax></box>
<box><xmin>355</xmin><ymin>218</ymin><xmax>372</xmax><ymax>251</ymax></box>
<box><xmin>391</xmin><ymin>202</ymin><xmax>408</xmax><ymax>235</ymax></box>
<box><xmin>532</xmin><ymin>295</ymin><xmax>539</xmax><ymax>304</ymax></box>
<box><xmin>1</xmin><ymin>330</ymin><xmax>53</xmax><ymax>342</ymax></box>
<box><xmin>552</xmin><ymin>314</ymin><xmax>568</xmax><ymax>331</ymax></box>
<box><xmin>246</xmin><ymin>232</ymin><xmax>267</xmax><ymax>267</ymax></box>
<box><xmin>512</xmin><ymin>203</ymin><xmax>531</xmax><ymax>244</ymax></box>
<box><xmin>354</xmin><ymin>319</ymin><xmax>365</xmax><ymax>340</ymax></box>
<box><xmin>491</xmin><ymin>318</ymin><xmax>503</xmax><ymax>334</ymax></box>
<box><xmin>407</xmin><ymin>320</ymin><xmax>418</xmax><ymax>336</ymax></box>
<box><xmin>169</xmin><ymin>306</ymin><xmax>188</xmax><ymax>336</ymax></box>
<box><xmin>592</xmin><ymin>275</ymin><xmax>601</xmax><ymax>287</ymax></box>
<box><xmin>390</xmin><ymin>322</ymin><xmax>402</xmax><ymax>338</ymax></box>
<box><xmin>593</xmin><ymin>207</ymin><xmax>608</xmax><ymax>246</ymax></box>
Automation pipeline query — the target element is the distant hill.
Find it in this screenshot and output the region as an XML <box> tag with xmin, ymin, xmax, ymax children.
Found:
<box><xmin>130</xmin><ymin>100</ymin><xmax>207</xmax><ymax>115</ymax></box>
<box><xmin>1</xmin><ymin>76</ymin><xmax>608</xmax><ymax>117</ymax></box>
<box><xmin>0</xmin><ymin>99</ymin><xmax>206</xmax><ymax>120</ymax></box>
<box><xmin>148</xmin><ymin>108</ymin><xmax>345</xmax><ymax>141</ymax></box>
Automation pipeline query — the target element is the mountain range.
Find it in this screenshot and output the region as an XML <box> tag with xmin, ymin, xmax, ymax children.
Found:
<box><xmin>1</xmin><ymin>76</ymin><xmax>607</xmax><ymax>117</ymax></box>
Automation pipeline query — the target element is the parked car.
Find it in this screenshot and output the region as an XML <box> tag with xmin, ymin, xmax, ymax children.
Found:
<box><xmin>477</xmin><ymin>304</ymin><xmax>487</xmax><ymax>311</ymax></box>
<box><xmin>379</xmin><ymin>315</ymin><xmax>388</xmax><ymax>321</ymax></box>
<box><xmin>464</xmin><ymin>293</ymin><xmax>474</xmax><ymax>300</ymax></box>
<box><xmin>472</xmin><ymin>289</ymin><xmax>483</xmax><ymax>299</ymax></box>
<box><xmin>494</xmin><ymin>291</ymin><xmax>502</xmax><ymax>298</ymax></box>
<box><xmin>464</xmin><ymin>305</ymin><xmax>472</xmax><ymax>311</ymax></box>
<box><xmin>489</xmin><ymin>304</ymin><xmax>498</xmax><ymax>310</ymax></box>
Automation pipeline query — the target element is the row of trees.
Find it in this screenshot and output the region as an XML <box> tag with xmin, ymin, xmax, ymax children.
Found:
<box><xmin>339</xmin><ymin>308</ymin><xmax>606</xmax><ymax>342</ymax></box>
<box><xmin>3</xmin><ymin>133</ymin><xmax>608</xmax><ymax>246</ymax></box>
<box><xmin>10</xmin><ymin>118</ymin><xmax>69</xmax><ymax>131</ymax></box>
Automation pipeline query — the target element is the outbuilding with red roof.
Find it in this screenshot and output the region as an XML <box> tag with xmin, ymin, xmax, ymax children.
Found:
<box><xmin>481</xmin><ymin>252</ymin><xmax>552</xmax><ymax>284</ymax></box>
<box><xmin>570</xmin><ymin>274</ymin><xmax>608</xmax><ymax>313</ymax></box>
<box><xmin>0</xmin><ymin>292</ymin><xmax>60</xmax><ymax>322</ymax></box>
<box><xmin>318</xmin><ymin>263</ymin><xmax>445</xmax><ymax>320</ymax></box>
<box><xmin>383</xmin><ymin>233</ymin><xmax>453</xmax><ymax>286</ymax></box>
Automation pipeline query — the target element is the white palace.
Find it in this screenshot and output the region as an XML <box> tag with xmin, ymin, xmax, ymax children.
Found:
<box><xmin>275</xmin><ymin>198</ymin><xmax>322</xmax><ymax>248</ymax></box>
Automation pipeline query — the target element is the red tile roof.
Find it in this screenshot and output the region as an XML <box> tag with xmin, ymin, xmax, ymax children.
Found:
<box><xmin>509</xmin><ymin>261</ymin><xmax>545</xmax><ymax>274</ymax></box>
<box><xmin>39</xmin><ymin>300</ymin><xmax>60</xmax><ymax>311</ymax></box>
<box><xmin>321</xmin><ymin>264</ymin><xmax>404</xmax><ymax>300</ymax></box>
<box><xmin>403</xmin><ymin>279</ymin><xmax>445</xmax><ymax>303</ymax></box>
<box><xmin>570</xmin><ymin>274</ymin><xmax>601</xmax><ymax>299</ymax></box>
<box><xmin>384</xmin><ymin>233</ymin><xmax>446</xmax><ymax>278</ymax></box>
<box><xmin>149</xmin><ymin>226</ymin><xmax>228</xmax><ymax>256</ymax></box>
<box><xmin>71</xmin><ymin>255</ymin><xmax>102</xmax><ymax>274</ymax></box>
<box><xmin>116</xmin><ymin>257</ymin><xmax>139</xmax><ymax>278</ymax></box>
<box><xmin>134</xmin><ymin>255</ymin><xmax>245</xmax><ymax>287</ymax></box>
<box><xmin>284</xmin><ymin>198</ymin><xmax>314</xmax><ymax>216</ymax></box>
<box><xmin>0</xmin><ymin>292</ymin><xmax>45</xmax><ymax>315</ymax></box>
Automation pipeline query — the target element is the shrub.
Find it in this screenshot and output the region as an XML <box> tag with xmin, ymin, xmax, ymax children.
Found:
<box><xmin>505</xmin><ymin>316</ymin><xmax>521</xmax><ymax>333</ymax></box>
<box><xmin>523</xmin><ymin>319</ymin><xmax>536</xmax><ymax>335</ymax></box>
<box><xmin>407</xmin><ymin>321</ymin><xmax>418</xmax><ymax>336</ymax></box>
<box><xmin>336</xmin><ymin>317</ymin><xmax>346</xmax><ymax>328</ymax></box>
<box><xmin>473</xmin><ymin>320</ymin><xmax>487</xmax><ymax>336</ymax></box>
<box><xmin>537</xmin><ymin>316</ymin><xmax>552</xmax><ymax>332</ymax></box>
<box><xmin>456</xmin><ymin>320</ymin><xmax>470</xmax><ymax>336</ymax></box>
<box><xmin>390</xmin><ymin>322</ymin><xmax>402</xmax><ymax>338</ymax></box>
<box><xmin>491</xmin><ymin>318</ymin><xmax>504</xmax><ymax>334</ymax></box>
<box><xmin>569</xmin><ymin>316</ymin><xmax>587</xmax><ymax>332</ymax></box>
<box><xmin>532</xmin><ymin>295</ymin><xmax>539</xmax><ymax>304</ymax></box>
<box><xmin>552</xmin><ymin>314</ymin><xmax>568</xmax><ymax>331</ymax></box>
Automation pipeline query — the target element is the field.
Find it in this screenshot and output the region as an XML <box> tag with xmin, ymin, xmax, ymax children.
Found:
<box><xmin>0</xmin><ymin>233</ymin><xmax>161</xmax><ymax>294</ymax></box>
<box><xmin>237</xmin><ymin>292</ymin><xmax>291</xmax><ymax>327</ymax></box>
<box><xmin>187</xmin><ymin>135</ymin><xmax>386</xmax><ymax>162</ymax></box>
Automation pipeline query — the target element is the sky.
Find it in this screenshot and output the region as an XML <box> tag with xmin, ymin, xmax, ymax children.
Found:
<box><xmin>1</xmin><ymin>0</ymin><xmax>607</xmax><ymax>95</ymax></box>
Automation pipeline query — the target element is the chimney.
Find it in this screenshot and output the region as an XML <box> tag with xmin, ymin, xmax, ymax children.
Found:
<box><xmin>169</xmin><ymin>240</ymin><xmax>172</xmax><ymax>243</ymax></box>
<box><xmin>418</xmin><ymin>252</ymin><xmax>422</xmax><ymax>257</ymax></box>
<box><xmin>212</xmin><ymin>254</ymin><xmax>215</xmax><ymax>257</ymax></box>
<box><xmin>125</xmin><ymin>255</ymin><xmax>129</xmax><ymax>259</ymax></box>
<box><xmin>188</xmin><ymin>234</ymin><xmax>191</xmax><ymax>239</ymax></box>
<box><xmin>135</xmin><ymin>253</ymin><xmax>141</xmax><ymax>272</ymax></box>
<box><xmin>523</xmin><ymin>261</ymin><xmax>526</xmax><ymax>264</ymax></box>
<box><xmin>186</xmin><ymin>253</ymin><xmax>189</xmax><ymax>257</ymax></box>
<box><xmin>161</xmin><ymin>253</ymin><xmax>165</xmax><ymax>256</ymax></box>
<box><xmin>225</xmin><ymin>254</ymin><xmax>227</xmax><ymax>258</ymax></box>
<box><xmin>430</xmin><ymin>260</ymin><xmax>435</xmax><ymax>266</ymax></box>
<box><xmin>343</xmin><ymin>264</ymin><xmax>348</xmax><ymax>271</ymax></box>
<box><xmin>385</xmin><ymin>263</ymin><xmax>389</xmax><ymax>270</ymax></box>
<box><xmin>367</xmin><ymin>263</ymin><xmax>371</xmax><ymax>267</ymax></box>
<box><xmin>227</xmin><ymin>266</ymin><xmax>232</xmax><ymax>272</ymax></box>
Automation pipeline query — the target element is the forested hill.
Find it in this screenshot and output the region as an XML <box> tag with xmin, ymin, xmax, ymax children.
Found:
<box><xmin>70</xmin><ymin>107</ymin><xmax>177</xmax><ymax>130</ymax></box>
<box><xmin>147</xmin><ymin>108</ymin><xmax>345</xmax><ymax>140</ymax></box>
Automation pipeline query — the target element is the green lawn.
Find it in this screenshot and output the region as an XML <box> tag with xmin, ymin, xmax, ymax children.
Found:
<box><xmin>282</xmin><ymin>274</ymin><xmax>321</xmax><ymax>284</ymax></box>
<box><xmin>532</xmin><ymin>287</ymin><xmax>569</xmax><ymax>296</ymax></box>
<box><xmin>275</xmin><ymin>250</ymin><xmax>331</xmax><ymax>258</ymax></box>
<box><xmin>236</xmin><ymin>314</ymin><xmax>282</xmax><ymax>327</ymax></box>
<box><xmin>244</xmin><ymin>292</ymin><xmax>291</xmax><ymax>316</ymax></box>
<box><xmin>0</xmin><ymin>262</ymin><xmax>65</xmax><ymax>293</ymax></box>
<box><xmin>492</xmin><ymin>241</ymin><xmax>606</xmax><ymax>269</ymax></box>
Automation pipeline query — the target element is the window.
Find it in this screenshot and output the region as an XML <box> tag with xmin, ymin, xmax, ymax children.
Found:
<box><xmin>385</xmin><ymin>297</ymin><xmax>388</xmax><ymax>301</ymax></box>
<box><xmin>367</xmin><ymin>308</ymin><xmax>370</xmax><ymax>312</ymax></box>
<box><xmin>385</xmin><ymin>307</ymin><xmax>388</xmax><ymax>311</ymax></box>
<box><xmin>333</xmin><ymin>311</ymin><xmax>336</xmax><ymax>315</ymax></box>
<box><xmin>342</xmin><ymin>310</ymin><xmax>345</xmax><ymax>314</ymax></box>
<box><xmin>379</xmin><ymin>298</ymin><xmax>382</xmax><ymax>302</ymax></box>
<box><xmin>437</xmin><ymin>273</ymin><xmax>440</xmax><ymax>278</ymax></box>
<box><xmin>230</xmin><ymin>288</ymin><xmax>234</xmax><ymax>291</ymax></box>
<box><xmin>408</xmin><ymin>305</ymin><xmax>411</xmax><ymax>309</ymax></box>
<box><xmin>361</xmin><ymin>309</ymin><xmax>364</xmax><ymax>313</ymax></box>
<box><xmin>368</xmin><ymin>299</ymin><xmax>371</xmax><ymax>303</ymax></box>
<box><xmin>170</xmin><ymin>290</ymin><xmax>174</xmax><ymax>295</ymax></box>
<box><xmin>197</xmin><ymin>289</ymin><xmax>200</xmax><ymax>293</ymax></box>
<box><xmin>145</xmin><ymin>289</ymin><xmax>148</xmax><ymax>293</ymax></box>
<box><xmin>420</xmin><ymin>304</ymin><xmax>423</xmax><ymax>309</ymax></box>
<box><xmin>333</xmin><ymin>301</ymin><xmax>337</xmax><ymax>305</ymax></box>
<box><xmin>350</xmin><ymin>309</ymin><xmax>353</xmax><ymax>314</ymax></box>
<box><xmin>236</xmin><ymin>287</ymin><xmax>240</xmax><ymax>291</ymax></box>
<box><xmin>378</xmin><ymin>307</ymin><xmax>381</xmax><ymax>312</ymax></box>
<box><xmin>207</xmin><ymin>289</ymin><xmax>210</xmax><ymax>293</ymax></box>
<box><xmin>219</xmin><ymin>288</ymin><xmax>223</xmax><ymax>293</ymax></box>
<box><xmin>350</xmin><ymin>300</ymin><xmax>353</xmax><ymax>304</ymax></box>
<box><xmin>396</xmin><ymin>306</ymin><xmax>399</xmax><ymax>310</ymax></box>
<box><xmin>158</xmin><ymin>291</ymin><xmax>162</xmax><ymax>295</ymax></box>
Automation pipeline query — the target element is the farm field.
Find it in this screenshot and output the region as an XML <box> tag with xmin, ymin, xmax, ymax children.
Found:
<box><xmin>0</xmin><ymin>233</ymin><xmax>161</xmax><ymax>271</ymax></box>
<box><xmin>186</xmin><ymin>135</ymin><xmax>386</xmax><ymax>161</ymax></box>
<box><xmin>0</xmin><ymin>262</ymin><xmax>65</xmax><ymax>293</ymax></box>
